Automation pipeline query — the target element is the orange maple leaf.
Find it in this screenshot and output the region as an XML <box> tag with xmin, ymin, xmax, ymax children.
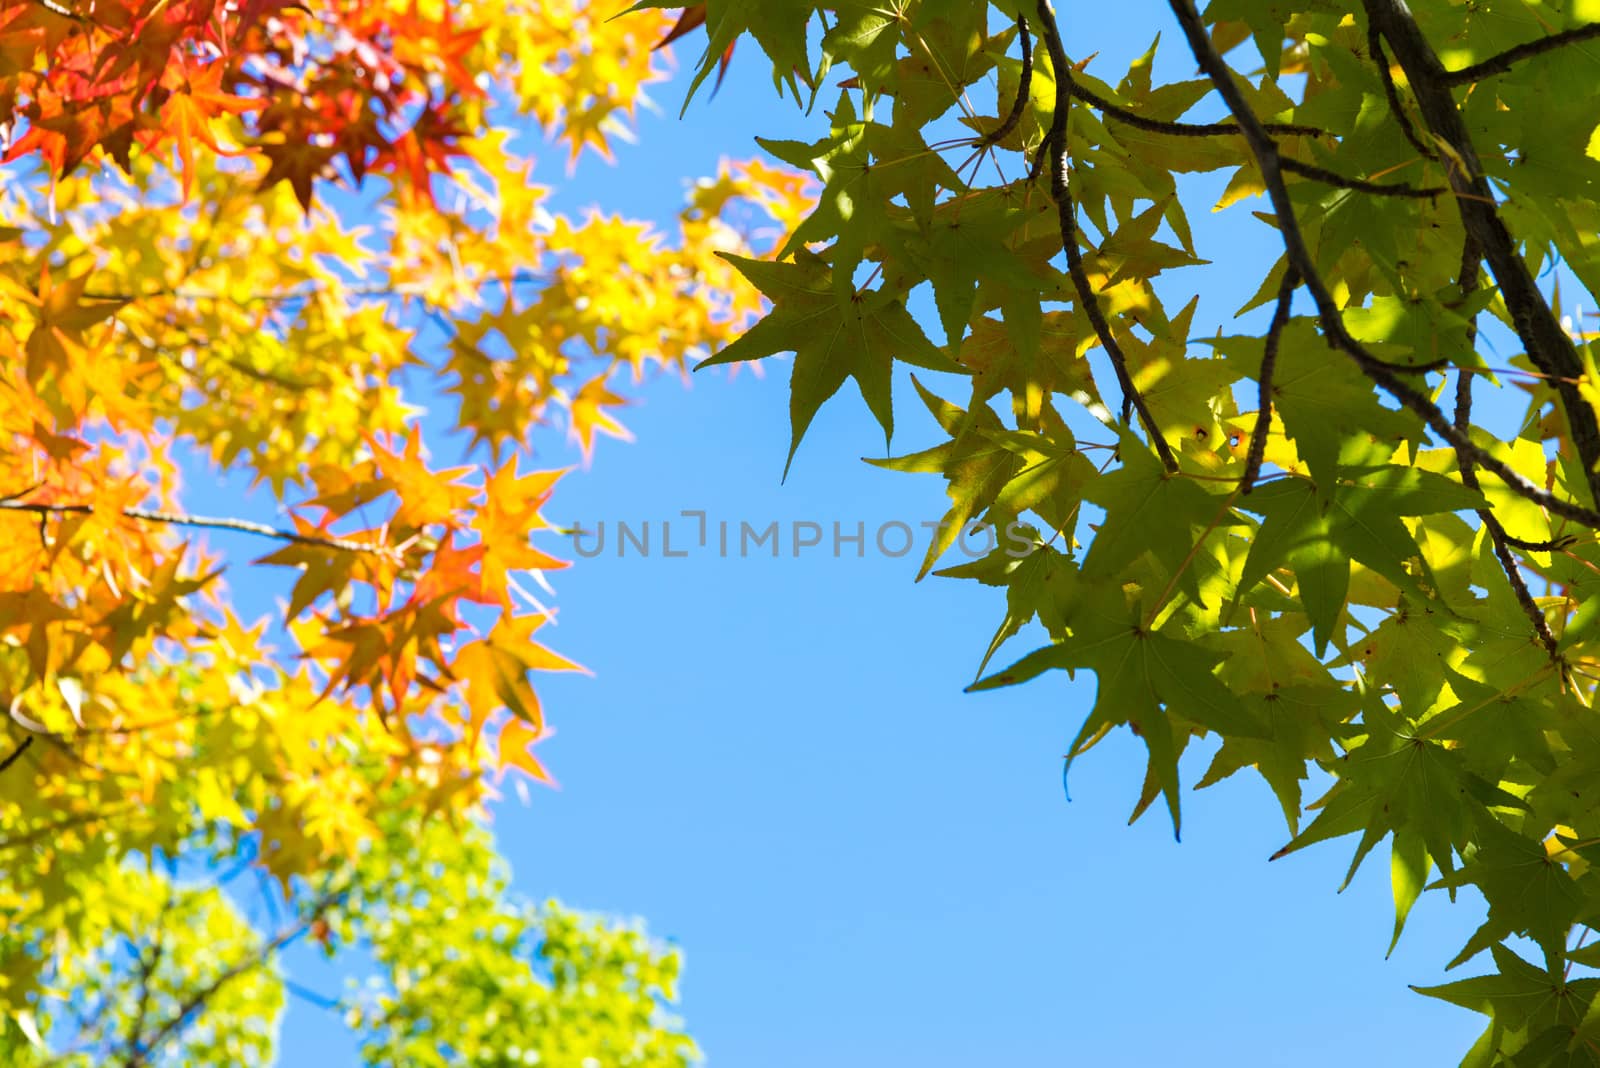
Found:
<box><xmin>0</xmin><ymin>265</ymin><xmax>127</xmax><ymax>383</ymax></box>
<box><xmin>496</xmin><ymin>717</ymin><xmax>556</xmax><ymax>787</ymax></box>
<box><xmin>368</xmin><ymin>433</ymin><xmax>474</xmax><ymax>529</ymax></box>
<box><xmin>473</xmin><ymin>458</ymin><xmax>568</xmax><ymax>607</ymax></box>
<box><xmin>568</xmin><ymin>374</ymin><xmax>632</xmax><ymax>461</ymax></box>
<box><xmin>158</xmin><ymin>59</ymin><xmax>264</xmax><ymax>199</ymax></box>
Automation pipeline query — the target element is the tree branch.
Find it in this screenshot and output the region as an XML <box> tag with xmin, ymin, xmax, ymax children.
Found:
<box><xmin>1278</xmin><ymin>157</ymin><xmax>1443</xmax><ymax>198</ymax></box>
<box><xmin>1066</xmin><ymin>77</ymin><xmax>1325</xmax><ymax>138</ymax></box>
<box><xmin>1242</xmin><ymin>266</ymin><xmax>1299</xmax><ymax>495</ymax></box>
<box><xmin>0</xmin><ymin>500</ymin><xmax>395</xmax><ymax>556</ymax></box>
<box><xmin>123</xmin><ymin>878</ymin><xmax>179</xmax><ymax>1064</ymax></box>
<box><xmin>1441</xmin><ymin>23</ymin><xmax>1600</xmax><ymax>85</ymax></box>
<box><xmin>978</xmin><ymin>15</ymin><xmax>1032</xmax><ymax>150</ymax></box>
<box><xmin>1454</xmin><ymin>245</ymin><xmax>1560</xmax><ymax>655</ymax></box>
<box><xmin>1166</xmin><ymin>0</ymin><xmax>1600</xmax><ymax>531</ymax></box>
<box><xmin>1364</xmin><ymin>0</ymin><xmax>1600</xmax><ymax>509</ymax></box>
<box><xmin>0</xmin><ymin>735</ymin><xmax>33</xmax><ymax>775</ymax></box>
<box><xmin>1367</xmin><ymin>23</ymin><xmax>1437</xmax><ymax>159</ymax></box>
<box><xmin>1034</xmin><ymin>0</ymin><xmax>1178</xmax><ymax>473</ymax></box>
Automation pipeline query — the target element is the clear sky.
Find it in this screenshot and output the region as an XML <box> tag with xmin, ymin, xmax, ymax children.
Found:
<box><xmin>241</xmin><ymin>3</ymin><xmax>1501</xmax><ymax>1062</ymax></box>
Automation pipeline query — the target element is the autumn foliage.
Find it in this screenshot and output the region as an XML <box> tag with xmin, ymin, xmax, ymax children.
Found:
<box><xmin>0</xmin><ymin>0</ymin><xmax>808</xmax><ymax>1060</ymax></box>
<box><xmin>11</xmin><ymin>0</ymin><xmax>1600</xmax><ymax>1061</ymax></box>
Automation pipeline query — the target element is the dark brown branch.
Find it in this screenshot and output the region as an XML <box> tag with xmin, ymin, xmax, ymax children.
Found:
<box><xmin>0</xmin><ymin>500</ymin><xmax>394</xmax><ymax>556</ymax></box>
<box><xmin>1035</xmin><ymin>0</ymin><xmax>1179</xmax><ymax>473</ymax></box>
<box><xmin>1365</xmin><ymin>0</ymin><xmax>1600</xmax><ymax>509</ymax></box>
<box><xmin>1278</xmin><ymin>157</ymin><xmax>1443</xmax><ymax>198</ymax></box>
<box><xmin>1167</xmin><ymin>0</ymin><xmax>1600</xmax><ymax>531</ymax></box>
<box><xmin>1242</xmin><ymin>266</ymin><xmax>1299</xmax><ymax>495</ymax></box>
<box><xmin>1441</xmin><ymin>23</ymin><xmax>1600</xmax><ymax>85</ymax></box>
<box><xmin>1367</xmin><ymin>23</ymin><xmax>1437</xmax><ymax>159</ymax></box>
<box><xmin>1454</xmin><ymin>246</ymin><xmax>1559</xmax><ymax>655</ymax></box>
<box><xmin>1067</xmin><ymin>78</ymin><xmax>1325</xmax><ymax>138</ymax></box>
<box><xmin>0</xmin><ymin>735</ymin><xmax>33</xmax><ymax>775</ymax></box>
<box><xmin>1368</xmin><ymin>353</ymin><xmax>1452</xmax><ymax>374</ymax></box>
<box><xmin>979</xmin><ymin>16</ymin><xmax>1033</xmax><ymax>149</ymax></box>
<box><xmin>1501</xmin><ymin>531</ymin><xmax>1578</xmax><ymax>552</ymax></box>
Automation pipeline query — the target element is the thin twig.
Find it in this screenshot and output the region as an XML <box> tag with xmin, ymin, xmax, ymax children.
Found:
<box><xmin>124</xmin><ymin>880</ymin><xmax>180</xmax><ymax>1062</ymax></box>
<box><xmin>1242</xmin><ymin>267</ymin><xmax>1299</xmax><ymax>494</ymax></box>
<box><xmin>283</xmin><ymin>979</ymin><xmax>343</xmax><ymax>1011</ymax></box>
<box><xmin>1441</xmin><ymin>23</ymin><xmax>1600</xmax><ymax>84</ymax></box>
<box><xmin>1034</xmin><ymin>0</ymin><xmax>1179</xmax><ymax>473</ymax></box>
<box><xmin>1455</xmin><ymin>245</ymin><xmax>1559</xmax><ymax>655</ymax></box>
<box><xmin>0</xmin><ymin>735</ymin><xmax>33</xmax><ymax>775</ymax></box>
<box><xmin>1067</xmin><ymin>78</ymin><xmax>1325</xmax><ymax>138</ymax></box>
<box><xmin>0</xmin><ymin>500</ymin><xmax>394</xmax><ymax>556</ymax></box>
<box><xmin>1367</xmin><ymin>24</ymin><xmax>1437</xmax><ymax>159</ymax></box>
<box><xmin>84</xmin><ymin>269</ymin><xmax>551</xmax><ymax>308</ymax></box>
<box><xmin>979</xmin><ymin>16</ymin><xmax>1033</xmax><ymax>149</ymax></box>
<box><xmin>1501</xmin><ymin>530</ymin><xmax>1578</xmax><ymax>552</ymax></box>
<box><xmin>1279</xmin><ymin>157</ymin><xmax>1443</xmax><ymax>198</ymax></box>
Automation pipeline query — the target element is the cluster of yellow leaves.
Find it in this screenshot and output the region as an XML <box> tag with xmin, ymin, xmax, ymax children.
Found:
<box><xmin>0</xmin><ymin>0</ymin><xmax>814</xmax><ymax>993</ymax></box>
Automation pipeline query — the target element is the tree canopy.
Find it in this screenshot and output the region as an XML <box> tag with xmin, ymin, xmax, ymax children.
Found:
<box><xmin>6</xmin><ymin>0</ymin><xmax>1600</xmax><ymax>1063</ymax></box>
<box><xmin>661</xmin><ymin>0</ymin><xmax>1600</xmax><ymax>1062</ymax></box>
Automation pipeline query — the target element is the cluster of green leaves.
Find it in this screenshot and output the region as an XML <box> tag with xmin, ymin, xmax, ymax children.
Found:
<box><xmin>0</xmin><ymin>667</ymin><xmax>696</xmax><ymax>1068</ymax></box>
<box><xmin>658</xmin><ymin>0</ymin><xmax>1600</xmax><ymax>1061</ymax></box>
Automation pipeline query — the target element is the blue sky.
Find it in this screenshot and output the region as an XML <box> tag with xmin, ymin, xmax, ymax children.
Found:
<box><xmin>238</xmin><ymin>3</ymin><xmax>1505</xmax><ymax>1062</ymax></box>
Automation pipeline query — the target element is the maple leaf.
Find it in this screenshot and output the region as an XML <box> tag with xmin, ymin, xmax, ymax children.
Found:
<box><xmin>496</xmin><ymin>716</ymin><xmax>556</xmax><ymax>786</ymax></box>
<box><xmin>971</xmin><ymin>577</ymin><xmax>1260</xmax><ymax>839</ymax></box>
<box><xmin>473</xmin><ymin>459</ymin><xmax>568</xmax><ymax>608</ymax></box>
<box><xmin>386</xmin><ymin>1</ymin><xmax>487</xmax><ymax>101</ymax></box>
<box><xmin>699</xmin><ymin>250</ymin><xmax>963</xmax><ymax>476</ymax></box>
<box><xmin>567</xmin><ymin>374</ymin><xmax>633</xmax><ymax>460</ymax></box>
<box><xmin>0</xmin><ymin>265</ymin><xmax>127</xmax><ymax>383</ymax></box>
<box><xmin>157</xmin><ymin>59</ymin><xmax>264</xmax><ymax>199</ymax></box>
<box><xmin>368</xmin><ymin>434</ymin><xmax>474</xmax><ymax>530</ymax></box>
<box><xmin>453</xmin><ymin>613</ymin><xmax>585</xmax><ymax>745</ymax></box>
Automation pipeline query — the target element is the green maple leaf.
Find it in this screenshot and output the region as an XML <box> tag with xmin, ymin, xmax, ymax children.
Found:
<box><xmin>1208</xmin><ymin>319</ymin><xmax>1423</xmax><ymax>489</ymax></box>
<box><xmin>1236</xmin><ymin>467</ymin><xmax>1485</xmax><ymax>655</ymax></box>
<box><xmin>629</xmin><ymin>0</ymin><xmax>817</xmax><ymax>107</ymax></box>
<box><xmin>937</xmin><ymin>539</ymin><xmax>1079</xmax><ymax>678</ymax></box>
<box><xmin>1195</xmin><ymin>682</ymin><xmax>1357</xmax><ymax>835</ymax></box>
<box><xmin>1434</xmin><ymin>811</ymin><xmax>1593</xmax><ymax>969</ymax></box>
<box><xmin>1273</xmin><ymin>698</ymin><xmax>1522</xmax><ymax>951</ymax></box>
<box><xmin>890</xmin><ymin>3</ymin><xmax>1004</xmax><ymax>129</ymax></box>
<box><xmin>891</xmin><ymin>186</ymin><xmax>1051</xmax><ymax>349</ymax></box>
<box><xmin>1081</xmin><ymin>429</ymin><xmax>1242</xmax><ymax>605</ymax></box>
<box><xmin>700</xmin><ymin>252</ymin><xmax>962</xmax><ymax>475</ymax></box>
<box><xmin>1414</xmin><ymin>943</ymin><xmax>1595</xmax><ymax>1053</ymax></box>
<box><xmin>970</xmin><ymin>579</ymin><xmax>1259</xmax><ymax>838</ymax></box>
<box><xmin>868</xmin><ymin>378</ymin><xmax>1020</xmax><ymax>576</ymax></box>
<box><xmin>764</xmin><ymin>93</ymin><xmax>968</xmax><ymax>294</ymax></box>
<box><xmin>819</xmin><ymin>6</ymin><xmax>901</xmax><ymax>89</ymax></box>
